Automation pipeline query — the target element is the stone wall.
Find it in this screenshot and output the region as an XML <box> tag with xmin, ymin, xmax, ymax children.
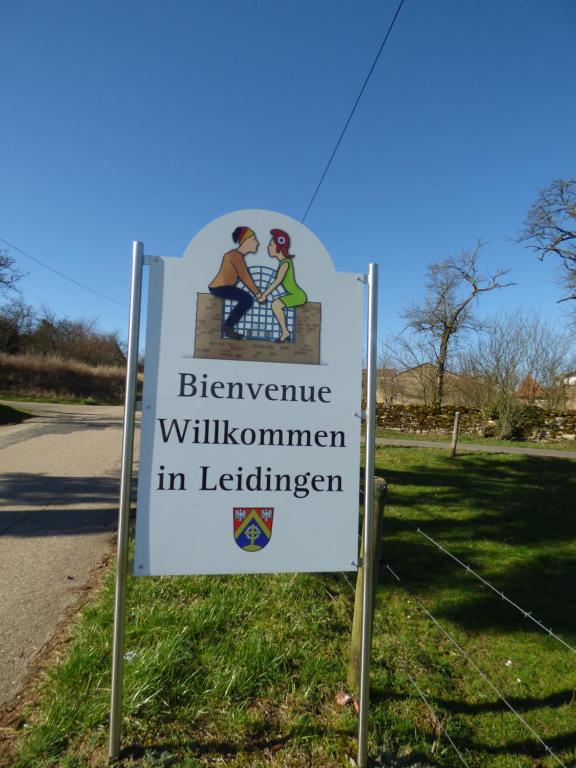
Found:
<box><xmin>194</xmin><ymin>293</ymin><xmax>321</xmax><ymax>365</ymax></box>
<box><xmin>532</xmin><ymin>412</ymin><xmax>576</xmax><ymax>441</ymax></box>
<box><xmin>376</xmin><ymin>404</ymin><xmax>576</xmax><ymax>442</ymax></box>
<box><xmin>376</xmin><ymin>405</ymin><xmax>486</xmax><ymax>435</ymax></box>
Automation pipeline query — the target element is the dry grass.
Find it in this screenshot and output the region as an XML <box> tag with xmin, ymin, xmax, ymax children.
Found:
<box><xmin>0</xmin><ymin>352</ymin><xmax>127</xmax><ymax>404</ymax></box>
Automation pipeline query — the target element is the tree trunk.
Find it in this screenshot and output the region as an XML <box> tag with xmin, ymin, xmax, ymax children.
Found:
<box><xmin>434</xmin><ymin>332</ymin><xmax>450</xmax><ymax>412</ymax></box>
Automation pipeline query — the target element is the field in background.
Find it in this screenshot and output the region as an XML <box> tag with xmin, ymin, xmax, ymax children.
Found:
<box><xmin>4</xmin><ymin>447</ymin><xmax>575</xmax><ymax>767</ymax></box>
<box><xmin>0</xmin><ymin>352</ymin><xmax>126</xmax><ymax>404</ymax></box>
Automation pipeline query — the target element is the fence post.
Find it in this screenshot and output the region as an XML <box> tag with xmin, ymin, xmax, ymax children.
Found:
<box><xmin>449</xmin><ymin>411</ymin><xmax>461</xmax><ymax>458</ymax></box>
<box><xmin>348</xmin><ymin>477</ymin><xmax>387</xmax><ymax>689</ymax></box>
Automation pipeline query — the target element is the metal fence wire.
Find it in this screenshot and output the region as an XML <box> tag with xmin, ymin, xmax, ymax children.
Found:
<box><xmin>414</xmin><ymin>526</ymin><xmax>576</xmax><ymax>655</ymax></box>
<box><xmin>341</xmin><ymin>571</ymin><xmax>471</xmax><ymax>768</ymax></box>
<box><xmin>340</xmin><ymin>528</ymin><xmax>572</xmax><ymax>767</ymax></box>
<box><xmin>383</xmin><ymin>564</ymin><xmax>569</xmax><ymax>768</ymax></box>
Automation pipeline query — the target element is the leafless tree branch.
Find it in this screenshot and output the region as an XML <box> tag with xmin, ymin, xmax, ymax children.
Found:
<box><xmin>402</xmin><ymin>243</ymin><xmax>514</xmax><ymax>410</ymax></box>
<box><xmin>519</xmin><ymin>178</ymin><xmax>576</xmax><ymax>303</ymax></box>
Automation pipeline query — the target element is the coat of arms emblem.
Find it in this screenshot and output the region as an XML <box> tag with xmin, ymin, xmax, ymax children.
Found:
<box><xmin>233</xmin><ymin>507</ymin><xmax>274</xmax><ymax>552</ymax></box>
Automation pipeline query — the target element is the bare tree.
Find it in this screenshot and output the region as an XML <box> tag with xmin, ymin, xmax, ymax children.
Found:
<box><xmin>376</xmin><ymin>337</ymin><xmax>399</xmax><ymax>406</ymax></box>
<box><xmin>18</xmin><ymin>305</ymin><xmax>127</xmax><ymax>366</ymax></box>
<box><xmin>403</xmin><ymin>243</ymin><xmax>513</xmax><ymax>410</ymax></box>
<box><xmin>460</xmin><ymin>312</ymin><xmax>575</xmax><ymax>437</ymax></box>
<box><xmin>382</xmin><ymin>334</ymin><xmax>438</xmax><ymax>406</ymax></box>
<box><xmin>519</xmin><ymin>178</ymin><xmax>576</xmax><ymax>304</ymax></box>
<box><xmin>0</xmin><ymin>249</ymin><xmax>24</xmax><ymax>293</ymax></box>
<box><xmin>521</xmin><ymin>315</ymin><xmax>575</xmax><ymax>408</ymax></box>
<box><xmin>0</xmin><ymin>299</ymin><xmax>36</xmax><ymax>353</ymax></box>
<box><xmin>459</xmin><ymin>315</ymin><xmax>525</xmax><ymax>436</ymax></box>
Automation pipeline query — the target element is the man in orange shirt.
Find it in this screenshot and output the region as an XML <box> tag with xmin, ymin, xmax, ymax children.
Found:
<box><xmin>209</xmin><ymin>227</ymin><xmax>262</xmax><ymax>339</ymax></box>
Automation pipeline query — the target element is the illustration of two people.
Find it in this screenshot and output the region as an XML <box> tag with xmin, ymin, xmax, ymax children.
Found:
<box><xmin>208</xmin><ymin>226</ymin><xmax>306</xmax><ymax>342</ymax></box>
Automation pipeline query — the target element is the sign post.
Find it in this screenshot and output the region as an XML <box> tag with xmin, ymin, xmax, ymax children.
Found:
<box><xmin>108</xmin><ymin>212</ymin><xmax>378</xmax><ymax>762</ymax></box>
<box><xmin>358</xmin><ymin>263</ymin><xmax>378</xmax><ymax>768</ymax></box>
<box><xmin>109</xmin><ymin>241</ymin><xmax>145</xmax><ymax>760</ymax></box>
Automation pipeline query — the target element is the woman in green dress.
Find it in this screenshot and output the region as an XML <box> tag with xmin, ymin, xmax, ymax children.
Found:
<box><xmin>258</xmin><ymin>229</ymin><xmax>307</xmax><ymax>342</ymax></box>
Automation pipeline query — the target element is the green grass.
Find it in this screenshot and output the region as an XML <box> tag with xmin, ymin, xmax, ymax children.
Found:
<box><xmin>11</xmin><ymin>571</ymin><xmax>358</xmax><ymax>768</ymax></box>
<box><xmin>376</xmin><ymin>427</ymin><xmax>576</xmax><ymax>451</ymax></box>
<box><xmin>8</xmin><ymin>448</ymin><xmax>576</xmax><ymax>767</ymax></box>
<box><xmin>0</xmin><ymin>403</ymin><xmax>32</xmax><ymax>425</ymax></box>
<box><xmin>371</xmin><ymin>446</ymin><xmax>576</xmax><ymax>767</ymax></box>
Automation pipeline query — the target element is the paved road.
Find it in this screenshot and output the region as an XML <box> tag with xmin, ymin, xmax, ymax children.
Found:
<box><xmin>375</xmin><ymin>436</ymin><xmax>576</xmax><ymax>459</ymax></box>
<box><xmin>0</xmin><ymin>401</ymin><xmax>133</xmax><ymax>707</ymax></box>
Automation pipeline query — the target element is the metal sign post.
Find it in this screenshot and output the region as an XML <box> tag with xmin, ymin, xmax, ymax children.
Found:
<box><xmin>109</xmin><ymin>241</ymin><xmax>145</xmax><ymax>761</ymax></box>
<box><xmin>358</xmin><ymin>263</ymin><xmax>378</xmax><ymax>768</ymax></box>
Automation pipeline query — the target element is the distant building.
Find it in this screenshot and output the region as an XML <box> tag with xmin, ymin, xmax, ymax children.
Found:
<box><xmin>562</xmin><ymin>372</ymin><xmax>576</xmax><ymax>409</ymax></box>
<box><xmin>365</xmin><ymin>363</ymin><xmax>463</xmax><ymax>406</ymax></box>
<box><xmin>516</xmin><ymin>375</ymin><xmax>545</xmax><ymax>403</ymax></box>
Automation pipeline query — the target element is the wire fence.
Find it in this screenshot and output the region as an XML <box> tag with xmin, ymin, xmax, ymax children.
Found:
<box><xmin>383</xmin><ymin>564</ymin><xmax>568</xmax><ymax>768</ymax></box>
<box><xmin>341</xmin><ymin>571</ymin><xmax>472</xmax><ymax>768</ymax></box>
<box><xmin>414</xmin><ymin>526</ymin><xmax>576</xmax><ymax>655</ymax></box>
<box><xmin>341</xmin><ymin>517</ymin><xmax>573</xmax><ymax>767</ymax></box>
<box><xmin>392</xmin><ymin>657</ymin><xmax>473</xmax><ymax>768</ymax></box>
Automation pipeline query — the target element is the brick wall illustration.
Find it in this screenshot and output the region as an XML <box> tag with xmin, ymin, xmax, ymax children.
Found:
<box><xmin>194</xmin><ymin>293</ymin><xmax>321</xmax><ymax>365</ymax></box>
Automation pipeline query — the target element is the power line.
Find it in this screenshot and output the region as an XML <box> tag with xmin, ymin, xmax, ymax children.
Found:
<box><xmin>0</xmin><ymin>236</ymin><xmax>128</xmax><ymax>308</ymax></box>
<box><xmin>301</xmin><ymin>0</ymin><xmax>406</xmax><ymax>223</ymax></box>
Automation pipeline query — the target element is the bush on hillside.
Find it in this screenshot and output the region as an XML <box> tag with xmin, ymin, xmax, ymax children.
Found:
<box><xmin>0</xmin><ymin>301</ymin><xmax>126</xmax><ymax>367</ymax></box>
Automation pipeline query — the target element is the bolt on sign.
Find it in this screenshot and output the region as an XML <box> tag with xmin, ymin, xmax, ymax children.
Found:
<box><xmin>134</xmin><ymin>209</ymin><xmax>364</xmax><ymax>575</ymax></box>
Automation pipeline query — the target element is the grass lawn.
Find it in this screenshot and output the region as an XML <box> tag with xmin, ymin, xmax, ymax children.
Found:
<box><xmin>0</xmin><ymin>403</ymin><xmax>31</xmax><ymax>425</ymax></box>
<box><xmin>6</xmin><ymin>448</ymin><xmax>575</xmax><ymax>767</ymax></box>
<box><xmin>371</xmin><ymin>446</ymin><xmax>576</xmax><ymax>768</ymax></box>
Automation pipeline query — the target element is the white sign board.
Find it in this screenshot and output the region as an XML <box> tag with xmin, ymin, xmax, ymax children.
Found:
<box><xmin>134</xmin><ymin>210</ymin><xmax>364</xmax><ymax>575</ymax></box>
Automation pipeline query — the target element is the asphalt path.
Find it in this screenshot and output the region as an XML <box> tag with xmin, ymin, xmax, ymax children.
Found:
<box><xmin>375</xmin><ymin>436</ymin><xmax>576</xmax><ymax>459</ymax></box>
<box><xmin>0</xmin><ymin>401</ymin><xmax>134</xmax><ymax>707</ymax></box>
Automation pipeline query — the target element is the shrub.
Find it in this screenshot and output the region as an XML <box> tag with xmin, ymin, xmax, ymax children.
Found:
<box><xmin>496</xmin><ymin>405</ymin><xmax>547</xmax><ymax>440</ymax></box>
<box><xmin>0</xmin><ymin>352</ymin><xmax>127</xmax><ymax>403</ymax></box>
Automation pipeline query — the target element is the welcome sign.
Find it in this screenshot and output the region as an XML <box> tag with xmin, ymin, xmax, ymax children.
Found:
<box><xmin>134</xmin><ymin>209</ymin><xmax>364</xmax><ymax>575</ymax></box>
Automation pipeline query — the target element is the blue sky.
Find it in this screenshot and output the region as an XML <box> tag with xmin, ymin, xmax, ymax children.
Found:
<box><xmin>1</xmin><ymin>0</ymin><xmax>575</xmax><ymax>346</ymax></box>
